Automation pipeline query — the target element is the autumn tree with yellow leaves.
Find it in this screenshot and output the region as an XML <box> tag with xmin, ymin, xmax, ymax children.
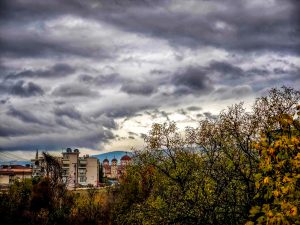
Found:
<box><xmin>247</xmin><ymin>106</ymin><xmax>300</xmax><ymax>224</ymax></box>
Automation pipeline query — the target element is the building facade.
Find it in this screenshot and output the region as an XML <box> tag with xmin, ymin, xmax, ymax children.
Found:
<box><xmin>0</xmin><ymin>165</ymin><xmax>32</xmax><ymax>188</ymax></box>
<box><xmin>102</xmin><ymin>154</ymin><xmax>132</xmax><ymax>179</ymax></box>
<box><xmin>61</xmin><ymin>148</ymin><xmax>99</xmax><ymax>188</ymax></box>
<box><xmin>32</xmin><ymin>148</ymin><xmax>99</xmax><ymax>189</ymax></box>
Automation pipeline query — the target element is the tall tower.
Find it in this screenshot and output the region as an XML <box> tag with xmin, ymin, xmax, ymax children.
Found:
<box><xmin>111</xmin><ymin>158</ymin><xmax>118</xmax><ymax>178</ymax></box>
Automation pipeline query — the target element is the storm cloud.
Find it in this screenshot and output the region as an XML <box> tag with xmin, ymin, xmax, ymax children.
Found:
<box><xmin>121</xmin><ymin>81</ymin><xmax>157</xmax><ymax>96</ymax></box>
<box><xmin>0</xmin><ymin>0</ymin><xmax>299</xmax><ymax>154</ymax></box>
<box><xmin>52</xmin><ymin>83</ymin><xmax>99</xmax><ymax>97</ymax></box>
<box><xmin>171</xmin><ymin>67</ymin><xmax>214</xmax><ymax>96</ymax></box>
<box><xmin>6</xmin><ymin>63</ymin><xmax>75</xmax><ymax>80</ymax></box>
<box><xmin>0</xmin><ymin>80</ymin><xmax>44</xmax><ymax>97</ymax></box>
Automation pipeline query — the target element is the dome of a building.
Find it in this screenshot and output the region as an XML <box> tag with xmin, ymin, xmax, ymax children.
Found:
<box><xmin>121</xmin><ymin>155</ymin><xmax>131</xmax><ymax>161</ymax></box>
<box><xmin>103</xmin><ymin>158</ymin><xmax>109</xmax><ymax>163</ymax></box>
<box><xmin>112</xmin><ymin>158</ymin><xmax>117</xmax><ymax>162</ymax></box>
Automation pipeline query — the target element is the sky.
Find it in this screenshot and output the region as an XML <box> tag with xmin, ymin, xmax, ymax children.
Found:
<box><xmin>0</xmin><ymin>0</ymin><xmax>299</xmax><ymax>161</ymax></box>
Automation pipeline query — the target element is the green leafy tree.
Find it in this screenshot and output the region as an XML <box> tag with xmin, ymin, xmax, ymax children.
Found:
<box><xmin>113</xmin><ymin>87</ymin><xmax>300</xmax><ymax>225</ymax></box>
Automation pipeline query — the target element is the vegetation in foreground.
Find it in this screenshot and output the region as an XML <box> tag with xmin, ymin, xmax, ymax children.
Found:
<box><xmin>0</xmin><ymin>87</ymin><xmax>299</xmax><ymax>225</ymax></box>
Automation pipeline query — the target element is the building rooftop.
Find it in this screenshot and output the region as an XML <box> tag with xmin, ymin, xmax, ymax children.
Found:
<box><xmin>0</xmin><ymin>165</ymin><xmax>32</xmax><ymax>175</ymax></box>
<box><xmin>121</xmin><ymin>155</ymin><xmax>131</xmax><ymax>161</ymax></box>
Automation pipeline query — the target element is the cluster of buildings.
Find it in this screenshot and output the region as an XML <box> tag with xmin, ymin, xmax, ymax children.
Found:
<box><xmin>102</xmin><ymin>154</ymin><xmax>132</xmax><ymax>179</ymax></box>
<box><xmin>31</xmin><ymin>148</ymin><xmax>100</xmax><ymax>188</ymax></box>
<box><xmin>0</xmin><ymin>148</ymin><xmax>132</xmax><ymax>189</ymax></box>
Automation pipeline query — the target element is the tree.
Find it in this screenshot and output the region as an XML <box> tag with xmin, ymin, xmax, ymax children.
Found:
<box><xmin>30</xmin><ymin>152</ymin><xmax>74</xmax><ymax>224</ymax></box>
<box><xmin>0</xmin><ymin>178</ymin><xmax>33</xmax><ymax>225</ymax></box>
<box><xmin>99</xmin><ymin>163</ymin><xmax>105</xmax><ymax>184</ymax></box>
<box><xmin>113</xmin><ymin>87</ymin><xmax>300</xmax><ymax>225</ymax></box>
<box><xmin>246</xmin><ymin>107</ymin><xmax>300</xmax><ymax>224</ymax></box>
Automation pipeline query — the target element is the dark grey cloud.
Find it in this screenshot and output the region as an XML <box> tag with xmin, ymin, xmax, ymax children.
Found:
<box><xmin>247</xmin><ymin>68</ymin><xmax>269</xmax><ymax>76</ymax></box>
<box><xmin>0</xmin><ymin>104</ymin><xmax>117</xmax><ymax>151</ymax></box>
<box><xmin>1</xmin><ymin>0</ymin><xmax>298</xmax><ymax>59</ymax></box>
<box><xmin>140</xmin><ymin>133</ymin><xmax>147</xmax><ymax>139</ymax></box>
<box><xmin>94</xmin><ymin>99</ymin><xmax>154</xmax><ymax>119</ymax></box>
<box><xmin>0</xmin><ymin>125</ymin><xmax>27</xmax><ymax>137</ymax></box>
<box><xmin>79</xmin><ymin>73</ymin><xmax>123</xmax><ymax>86</ymax></box>
<box><xmin>0</xmin><ymin>80</ymin><xmax>44</xmax><ymax>97</ymax></box>
<box><xmin>0</xmin><ymin>28</ymin><xmax>113</xmax><ymax>59</ymax></box>
<box><xmin>121</xmin><ymin>81</ymin><xmax>156</xmax><ymax>96</ymax></box>
<box><xmin>0</xmin><ymin>98</ymin><xmax>9</xmax><ymax>104</ymax></box>
<box><xmin>11</xmin><ymin>81</ymin><xmax>44</xmax><ymax>97</ymax></box>
<box><xmin>54</xmin><ymin>106</ymin><xmax>82</xmax><ymax>120</ymax></box>
<box><xmin>272</xmin><ymin>67</ymin><xmax>300</xmax><ymax>78</ymax></box>
<box><xmin>171</xmin><ymin>67</ymin><xmax>214</xmax><ymax>96</ymax></box>
<box><xmin>213</xmin><ymin>85</ymin><xmax>253</xmax><ymax>100</ymax></box>
<box><xmin>104</xmin><ymin>106</ymin><xmax>147</xmax><ymax>118</ymax></box>
<box><xmin>6</xmin><ymin>63</ymin><xmax>75</xmax><ymax>80</ymax></box>
<box><xmin>93</xmin><ymin>0</ymin><xmax>300</xmax><ymax>54</ymax></box>
<box><xmin>145</xmin><ymin>109</ymin><xmax>171</xmax><ymax>120</ymax></box>
<box><xmin>203</xmin><ymin>112</ymin><xmax>218</xmax><ymax>120</ymax></box>
<box><xmin>209</xmin><ymin>61</ymin><xmax>243</xmax><ymax>78</ymax></box>
<box><xmin>0</xmin><ymin>0</ymin><xmax>299</xmax><ymax>153</ymax></box>
<box><xmin>95</xmin><ymin>115</ymin><xmax>117</xmax><ymax>129</ymax></box>
<box><xmin>186</xmin><ymin>106</ymin><xmax>202</xmax><ymax>111</ymax></box>
<box><xmin>0</xmin><ymin>129</ymin><xmax>115</xmax><ymax>151</ymax></box>
<box><xmin>7</xmin><ymin>107</ymin><xmax>49</xmax><ymax>126</ymax></box>
<box><xmin>54</xmin><ymin>106</ymin><xmax>117</xmax><ymax>129</ymax></box>
<box><xmin>80</xmin><ymin>73</ymin><xmax>158</xmax><ymax>96</ymax></box>
<box><xmin>52</xmin><ymin>83</ymin><xmax>99</xmax><ymax>97</ymax></box>
<box><xmin>177</xmin><ymin>109</ymin><xmax>187</xmax><ymax>116</ymax></box>
<box><xmin>0</xmin><ymin>121</ymin><xmax>44</xmax><ymax>137</ymax></box>
<box><xmin>128</xmin><ymin>131</ymin><xmax>138</xmax><ymax>136</ymax></box>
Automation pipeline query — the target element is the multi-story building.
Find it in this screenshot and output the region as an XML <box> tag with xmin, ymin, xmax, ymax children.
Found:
<box><xmin>62</xmin><ymin>148</ymin><xmax>80</xmax><ymax>188</ymax></box>
<box><xmin>32</xmin><ymin>148</ymin><xmax>99</xmax><ymax>189</ymax></box>
<box><xmin>102</xmin><ymin>154</ymin><xmax>132</xmax><ymax>179</ymax></box>
<box><xmin>61</xmin><ymin>148</ymin><xmax>99</xmax><ymax>188</ymax></box>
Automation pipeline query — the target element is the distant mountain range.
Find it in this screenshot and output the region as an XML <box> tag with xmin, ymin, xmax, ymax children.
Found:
<box><xmin>92</xmin><ymin>150</ymin><xmax>133</xmax><ymax>163</ymax></box>
<box><xmin>0</xmin><ymin>150</ymin><xmax>132</xmax><ymax>166</ymax></box>
<box><xmin>0</xmin><ymin>160</ymin><xmax>31</xmax><ymax>166</ymax></box>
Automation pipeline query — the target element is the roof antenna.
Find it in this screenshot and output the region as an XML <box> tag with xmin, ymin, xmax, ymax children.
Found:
<box><xmin>36</xmin><ymin>149</ymin><xmax>39</xmax><ymax>160</ymax></box>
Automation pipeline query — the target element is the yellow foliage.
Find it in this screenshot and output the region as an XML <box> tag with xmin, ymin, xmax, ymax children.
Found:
<box><xmin>263</xmin><ymin>177</ymin><xmax>269</xmax><ymax>184</ymax></box>
<box><xmin>282</xmin><ymin>176</ymin><xmax>292</xmax><ymax>183</ymax></box>
<box><xmin>290</xmin><ymin>206</ymin><xmax>297</xmax><ymax>217</ymax></box>
<box><xmin>272</xmin><ymin>190</ymin><xmax>280</xmax><ymax>198</ymax></box>
<box><xmin>247</xmin><ymin>112</ymin><xmax>300</xmax><ymax>225</ymax></box>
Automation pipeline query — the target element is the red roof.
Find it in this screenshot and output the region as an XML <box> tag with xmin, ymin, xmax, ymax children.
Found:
<box><xmin>0</xmin><ymin>165</ymin><xmax>32</xmax><ymax>175</ymax></box>
<box><xmin>121</xmin><ymin>155</ymin><xmax>131</xmax><ymax>161</ymax></box>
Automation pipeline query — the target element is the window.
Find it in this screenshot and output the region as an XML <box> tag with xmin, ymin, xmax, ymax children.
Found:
<box><xmin>79</xmin><ymin>177</ymin><xmax>86</xmax><ymax>182</ymax></box>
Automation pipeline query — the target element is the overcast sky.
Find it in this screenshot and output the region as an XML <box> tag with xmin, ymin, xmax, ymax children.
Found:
<box><xmin>0</xmin><ymin>0</ymin><xmax>299</xmax><ymax>160</ymax></box>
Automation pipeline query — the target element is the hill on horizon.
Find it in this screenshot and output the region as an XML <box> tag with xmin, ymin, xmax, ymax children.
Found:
<box><xmin>0</xmin><ymin>150</ymin><xmax>133</xmax><ymax>166</ymax></box>
<box><xmin>92</xmin><ymin>150</ymin><xmax>133</xmax><ymax>164</ymax></box>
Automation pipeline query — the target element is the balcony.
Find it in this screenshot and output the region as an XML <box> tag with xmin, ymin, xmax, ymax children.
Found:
<box><xmin>78</xmin><ymin>161</ymin><xmax>87</xmax><ymax>168</ymax></box>
<box><xmin>62</xmin><ymin>164</ymin><xmax>70</xmax><ymax>168</ymax></box>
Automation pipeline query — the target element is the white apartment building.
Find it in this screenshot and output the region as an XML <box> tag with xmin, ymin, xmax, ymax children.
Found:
<box><xmin>61</xmin><ymin>148</ymin><xmax>99</xmax><ymax>188</ymax></box>
<box><xmin>32</xmin><ymin>148</ymin><xmax>99</xmax><ymax>189</ymax></box>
